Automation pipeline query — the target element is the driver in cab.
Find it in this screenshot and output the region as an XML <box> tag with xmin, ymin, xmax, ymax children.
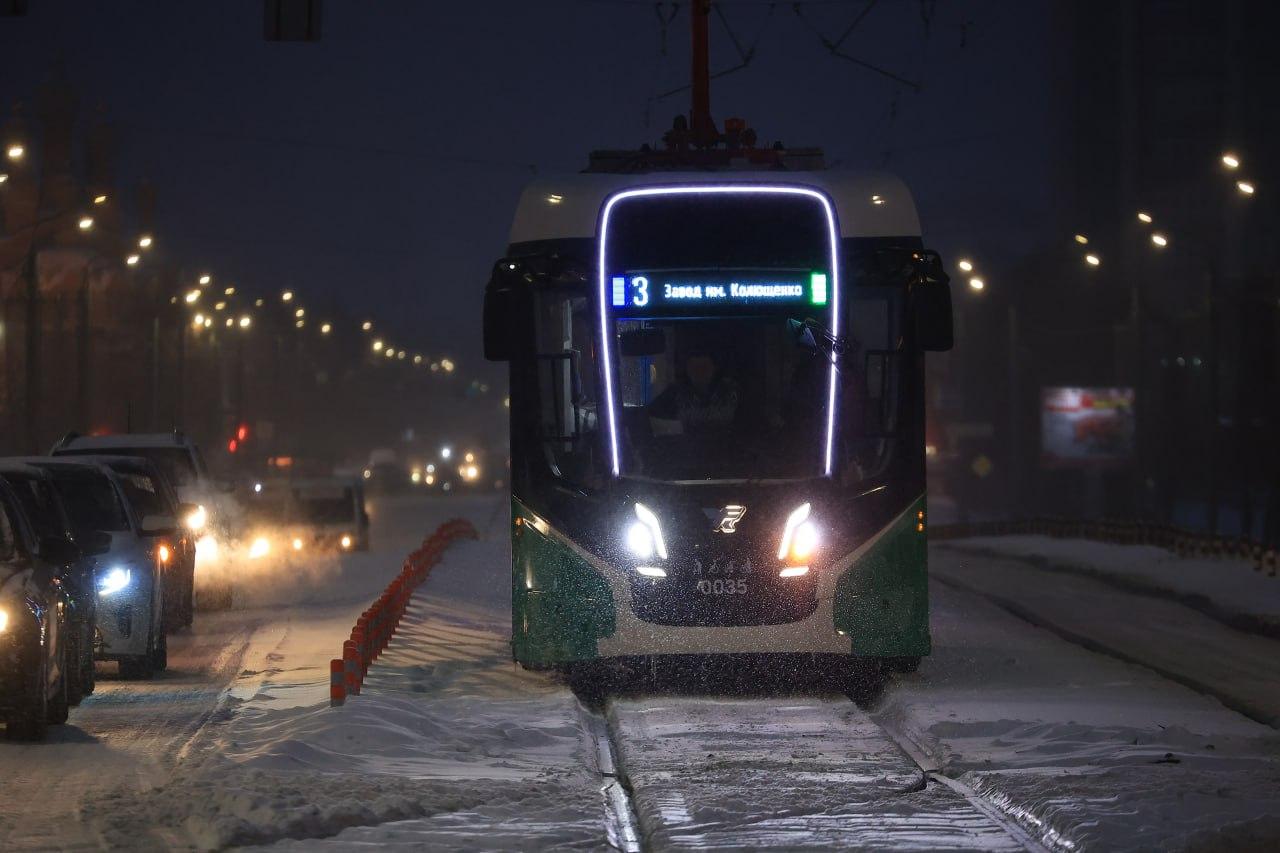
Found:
<box><xmin>648</xmin><ymin>352</ymin><xmax>740</xmax><ymax>435</ymax></box>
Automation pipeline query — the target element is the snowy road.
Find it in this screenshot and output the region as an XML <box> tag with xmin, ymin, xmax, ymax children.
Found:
<box><xmin>3</xmin><ymin>494</ymin><xmax>1279</xmax><ymax>851</ymax></box>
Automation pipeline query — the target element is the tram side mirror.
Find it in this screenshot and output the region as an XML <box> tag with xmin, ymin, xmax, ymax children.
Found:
<box><xmin>909</xmin><ymin>252</ymin><xmax>954</xmax><ymax>352</ymax></box>
<box><xmin>619</xmin><ymin>328</ymin><xmax>665</xmax><ymax>357</ymax></box>
<box><xmin>914</xmin><ymin>282</ymin><xmax>954</xmax><ymax>351</ymax></box>
<box><xmin>484</xmin><ymin>266</ymin><xmax>520</xmax><ymax>362</ymax></box>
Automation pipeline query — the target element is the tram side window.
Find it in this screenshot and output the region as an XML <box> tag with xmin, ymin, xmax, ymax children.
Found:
<box><xmin>842</xmin><ymin>291</ymin><xmax>903</xmax><ymax>482</ymax></box>
<box><xmin>533</xmin><ymin>292</ymin><xmax>600</xmax><ymax>482</ymax></box>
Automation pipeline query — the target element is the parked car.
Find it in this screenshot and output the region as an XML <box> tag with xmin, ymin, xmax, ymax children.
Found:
<box><xmin>0</xmin><ymin>476</ymin><xmax>74</xmax><ymax>741</ymax></box>
<box><xmin>0</xmin><ymin>460</ymin><xmax>110</xmax><ymax>704</ymax></box>
<box><xmin>94</xmin><ymin>456</ymin><xmax>196</xmax><ymax>631</ymax></box>
<box><xmin>28</xmin><ymin>459</ymin><xmax>168</xmax><ymax>679</ymax></box>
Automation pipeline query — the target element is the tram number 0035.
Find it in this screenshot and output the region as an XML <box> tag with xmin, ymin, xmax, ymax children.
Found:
<box><xmin>696</xmin><ymin>579</ymin><xmax>748</xmax><ymax>595</ymax></box>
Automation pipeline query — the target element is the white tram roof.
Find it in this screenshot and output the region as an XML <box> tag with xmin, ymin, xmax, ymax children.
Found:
<box><xmin>508</xmin><ymin>171</ymin><xmax>921</xmax><ymax>246</ymax></box>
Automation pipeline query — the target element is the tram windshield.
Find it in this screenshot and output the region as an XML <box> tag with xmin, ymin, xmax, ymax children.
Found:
<box><xmin>615</xmin><ymin>315</ymin><xmax>828</xmax><ymax>481</ymax></box>
<box><xmin>602</xmin><ymin>191</ymin><xmax>838</xmax><ymax>483</ymax></box>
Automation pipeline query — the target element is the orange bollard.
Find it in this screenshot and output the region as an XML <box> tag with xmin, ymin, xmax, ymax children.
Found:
<box><xmin>353</xmin><ymin>627</ymin><xmax>369</xmax><ymax>675</ymax></box>
<box><xmin>330</xmin><ymin>659</ymin><xmax>346</xmax><ymax>706</ymax></box>
<box><xmin>343</xmin><ymin>641</ymin><xmax>361</xmax><ymax>695</ymax></box>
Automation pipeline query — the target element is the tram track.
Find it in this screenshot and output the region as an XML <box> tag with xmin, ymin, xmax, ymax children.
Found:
<box><xmin>575</xmin><ymin>673</ymin><xmax>1050</xmax><ymax>852</ymax></box>
<box><xmin>580</xmin><ymin>701</ymin><xmax>646</xmax><ymax>853</ymax></box>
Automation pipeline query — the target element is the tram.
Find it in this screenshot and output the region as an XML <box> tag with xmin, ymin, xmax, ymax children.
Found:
<box><xmin>484</xmin><ymin>160</ymin><xmax>953</xmax><ymax>678</ymax></box>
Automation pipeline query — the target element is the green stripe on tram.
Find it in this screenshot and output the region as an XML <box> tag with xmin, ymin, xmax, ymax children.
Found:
<box><xmin>832</xmin><ymin>495</ymin><xmax>932</xmax><ymax>658</ymax></box>
<box><xmin>510</xmin><ymin>497</ymin><xmax>615</xmax><ymax>667</ymax></box>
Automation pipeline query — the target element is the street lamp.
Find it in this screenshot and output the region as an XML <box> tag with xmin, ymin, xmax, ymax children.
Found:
<box><xmin>372</xmin><ymin>339</ymin><xmax>384</xmax><ymax>352</ymax></box>
<box><xmin>184</xmin><ymin>289</ymin><xmax>200</xmax><ymax>303</ymax></box>
<box><xmin>93</xmin><ymin>194</ymin><xmax>108</xmax><ymax>205</ymax></box>
<box><xmin>294</xmin><ymin>308</ymin><xmax>305</xmax><ymax>318</ymax></box>
<box><xmin>199</xmin><ymin>274</ymin><xmax>212</xmax><ymax>285</ymax></box>
<box><xmin>0</xmin><ymin>172</ymin><xmax>8</xmax><ymax>184</ymax></box>
<box><xmin>126</xmin><ymin>254</ymin><xmax>141</xmax><ymax>266</ymax></box>
<box><xmin>967</xmin><ymin>277</ymin><xmax>985</xmax><ymax>292</ymax></box>
<box><xmin>1074</xmin><ymin>234</ymin><xmax>1089</xmax><ymax>245</ymax></box>
<box><xmin>1137</xmin><ymin>211</ymin><xmax>1153</xmax><ymax>224</ymax></box>
<box><xmin>1221</xmin><ymin>153</ymin><xmax>1240</xmax><ymax>170</ymax></box>
<box><xmin>6</xmin><ymin>143</ymin><xmax>24</xmax><ymax>161</ymax></box>
<box><xmin>1236</xmin><ymin>180</ymin><xmax>1255</xmax><ymax>196</ymax></box>
<box><xmin>1150</xmin><ymin>233</ymin><xmax>1169</xmax><ymax>248</ymax></box>
<box><xmin>1085</xmin><ymin>254</ymin><xmax>1101</xmax><ymax>267</ymax></box>
<box><xmin>957</xmin><ymin>259</ymin><xmax>974</xmax><ymax>272</ymax></box>
<box><xmin>77</xmin><ymin>216</ymin><xmax>94</xmax><ymax>230</ymax></box>
<box><xmin>224</xmin><ymin>286</ymin><xmax>235</xmax><ymax>296</ymax></box>
<box><xmin>192</xmin><ymin>314</ymin><xmax>205</xmax><ymax>329</ymax></box>
<box><xmin>361</xmin><ymin>320</ymin><xmax>373</xmax><ymax>331</ymax></box>
<box><xmin>239</xmin><ymin>315</ymin><xmax>252</xmax><ymax>329</ymax></box>
<box><xmin>281</xmin><ymin>290</ymin><xmax>294</xmax><ymax>302</ymax></box>
<box><xmin>320</xmin><ymin>322</ymin><xmax>332</xmax><ymax>334</ymax></box>
<box><xmin>138</xmin><ymin>235</ymin><xmax>153</xmax><ymax>249</ymax></box>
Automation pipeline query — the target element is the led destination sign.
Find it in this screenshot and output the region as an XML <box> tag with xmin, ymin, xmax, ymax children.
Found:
<box><xmin>611</xmin><ymin>271</ymin><xmax>828</xmax><ymax>313</ymax></box>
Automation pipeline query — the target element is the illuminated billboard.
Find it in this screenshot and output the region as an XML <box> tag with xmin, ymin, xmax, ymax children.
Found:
<box><xmin>1040</xmin><ymin>387</ymin><xmax>1135</xmax><ymax>467</ymax></box>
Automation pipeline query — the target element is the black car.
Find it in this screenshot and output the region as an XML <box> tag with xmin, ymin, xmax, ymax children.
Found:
<box><xmin>0</xmin><ymin>476</ymin><xmax>77</xmax><ymax>741</ymax></box>
<box><xmin>0</xmin><ymin>461</ymin><xmax>110</xmax><ymax>705</ymax></box>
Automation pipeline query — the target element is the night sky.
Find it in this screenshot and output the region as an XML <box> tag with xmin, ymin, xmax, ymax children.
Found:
<box><xmin>1</xmin><ymin>1</ymin><xmax>1054</xmax><ymax>378</ymax></box>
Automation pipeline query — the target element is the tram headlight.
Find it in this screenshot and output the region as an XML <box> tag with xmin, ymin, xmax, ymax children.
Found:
<box><xmin>0</xmin><ymin>608</ymin><xmax>9</xmax><ymax>634</ymax></box>
<box><xmin>627</xmin><ymin>502</ymin><xmax>668</xmax><ymax>561</ymax></box>
<box><xmin>97</xmin><ymin>567</ymin><xmax>133</xmax><ymax>597</ymax></box>
<box><xmin>627</xmin><ymin>522</ymin><xmax>654</xmax><ymax>560</ymax></box>
<box><xmin>778</xmin><ymin>503</ymin><xmax>819</xmax><ymax>563</ymax></box>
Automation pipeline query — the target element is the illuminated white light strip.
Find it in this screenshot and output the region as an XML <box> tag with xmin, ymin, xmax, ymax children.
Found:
<box><xmin>597</xmin><ymin>185</ymin><xmax>842</xmax><ymax>477</ymax></box>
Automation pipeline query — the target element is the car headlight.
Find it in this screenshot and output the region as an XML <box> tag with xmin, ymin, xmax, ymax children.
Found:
<box><xmin>340</xmin><ymin>534</ymin><xmax>353</xmax><ymax>550</ymax></box>
<box><xmin>627</xmin><ymin>503</ymin><xmax>668</xmax><ymax>561</ymax></box>
<box><xmin>0</xmin><ymin>607</ymin><xmax>8</xmax><ymax>634</ymax></box>
<box><xmin>185</xmin><ymin>504</ymin><xmax>208</xmax><ymax>532</ymax></box>
<box><xmin>157</xmin><ymin>543</ymin><xmax>171</xmax><ymax>564</ymax></box>
<box><xmin>98</xmin><ymin>567</ymin><xmax>133</xmax><ymax>597</ymax></box>
<box><xmin>196</xmin><ymin>535</ymin><xmax>219</xmax><ymax>561</ymax></box>
<box><xmin>778</xmin><ymin>503</ymin><xmax>819</xmax><ymax>563</ymax></box>
<box><xmin>291</xmin><ymin>537</ymin><xmax>304</xmax><ymax>551</ymax></box>
<box><xmin>249</xmin><ymin>537</ymin><xmax>271</xmax><ymax>559</ymax></box>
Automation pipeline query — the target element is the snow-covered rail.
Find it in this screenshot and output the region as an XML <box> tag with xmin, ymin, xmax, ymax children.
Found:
<box><xmin>579</xmin><ymin>687</ymin><xmax>1050</xmax><ymax>851</ymax></box>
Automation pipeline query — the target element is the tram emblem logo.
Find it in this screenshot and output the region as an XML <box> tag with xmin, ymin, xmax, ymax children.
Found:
<box><xmin>709</xmin><ymin>505</ymin><xmax>747</xmax><ymax>534</ymax></box>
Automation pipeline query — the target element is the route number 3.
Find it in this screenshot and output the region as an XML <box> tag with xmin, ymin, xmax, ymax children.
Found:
<box><xmin>630</xmin><ymin>276</ymin><xmax>649</xmax><ymax>307</ymax></box>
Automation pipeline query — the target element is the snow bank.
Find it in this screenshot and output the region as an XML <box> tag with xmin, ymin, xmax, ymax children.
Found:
<box><xmin>79</xmin><ymin>494</ymin><xmax>603</xmax><ymax>850</ymax></box>
<box><xmin>876</xmin><ymin>569</ymin><xmax>1280</xmax><ymax>852</ymax></box>
<box><xmin>943</xmin><ymin>535</ymin><xmax>1280</xmax><ymax>637</ymax></box>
